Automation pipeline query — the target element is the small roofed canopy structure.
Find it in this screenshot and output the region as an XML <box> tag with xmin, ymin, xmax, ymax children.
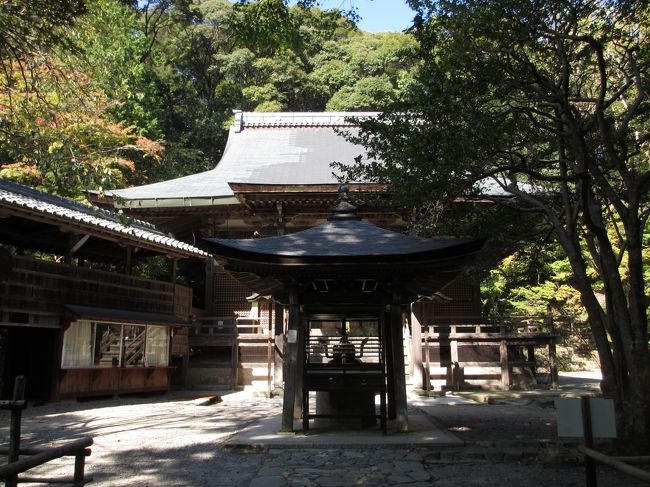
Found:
<box><xmin>206</xmin><ymin>186</ymin><xmax>484</xmax><ymax>432</ymax></box>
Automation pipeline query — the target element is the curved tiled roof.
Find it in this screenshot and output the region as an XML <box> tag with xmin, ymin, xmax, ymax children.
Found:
<box><xmin>109</xmin><ymin>111</ymin><xmax>517</xmax><ymax>208</ymax></box>
<box><xmin>111</xmin><ymin>112</ymin><xmax>378</xmax><ymax>207</ymax></box>
<box><xmin>0</xmin><ymin>179</ymin><xmax>208</xmax><ymax>258</ymax></box>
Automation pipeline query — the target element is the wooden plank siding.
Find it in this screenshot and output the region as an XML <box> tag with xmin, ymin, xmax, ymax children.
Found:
<box><xmin>58</xmin><ymin>367</ymin><xmax>174</xmax><ymax>398</ymax></box>
<box><xmin>0</xmin><ymin>256</ymin><xmax>191</xmax><ymax>319</ymax></box>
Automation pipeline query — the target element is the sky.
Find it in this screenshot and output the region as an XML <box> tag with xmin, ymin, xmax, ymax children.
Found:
<box><xmin>292</xmin><ymin>0</ymin><xmax>417</xmax><ymax>32</ymax></box>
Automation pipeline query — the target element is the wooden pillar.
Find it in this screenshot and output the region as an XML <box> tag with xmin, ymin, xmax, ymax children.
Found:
<box><xmin>171</xmin><ymin>258</ymin><xmax>178</xmax><ymax>316</ymax></box>
<box><xmin>527</xmin><ymin>345</ymin><xmax>536</xmax><ymax>377</ymax></box>
<box><xmin>409</xmin><ymin>304</ymin><xmax>425</xmax><ymax>390</ymax></box>
<box><xmin>274</xmin><ymin>303</ymin><xmax>284</xmax><ymax>390</ymax></box>
<box><xmin>423</xmin><ymin>328</ymin><xmax>431</xmax><ymax>392</ymax></box>
<box><xmin>181</xmin><ymin>352</ymin><xmax>190</xmax><ymax>389</ymax></box>
<box><xmin>205</xmin><ymin>258</ymin><xmax>216</xmax><ymax>314</ymax></box>
<box><xmin>450</xmin><ymin>337</ymin><xmax>462</xmax><ymax>390</ymax></box>
<box><xmin>294</xmin><ymin>305</ymin><xmax>305</xmax><ymax>421</ymax></box>
<box><xmin>231</xmin><ymin>337</ymin><xmax>239</xmax><ymax>390</ymax></box>
<box><xmin>124</xmin><ymin>246</ymin><xmax>132</xmax><ymax>275</ymax></box>
<box><xmin>65</xmin><ymin>234</ymin><xmax>74</xmax><ymax>265</ymax></box>
<box><xmin>499</xmin><ymin>325</ymin><xmax>511</xmax><ymax>390</ymax></box>
<box><xmin>170</xmin><ymin>258</ymin><xmax>178</xmax><ymax>283</ymax></box>
<box><xmin>383</xmin><ymin>307</ymin><xmax>396</xmax><ymax>419</ymax></box>
<box><xmin>9</xmin><ymin>376</ymin><xmax>25</xmax><ymax>461</ymax></box>
<box><xmin>52</xmin><ymin>327</ymin><xmax>66</xmax><ymax>401</ymax></box>
<box><xmin>391</xmin><ymin>294</ymin><xmax>408</xmax><ymax>432</ymax></box>
<box><xmin>581</xmin><ymin>396</ymin><xmax>597</xmax><ymax>487</ymax></box>
<box><xmin>281</xmin><ymin>285</ymin><xmax>300</xmax><ymax>431</ymax></box>
<box><xmin>267</xmin><ymin>301</ymin><xmax>273</xmax><ymax>397</ymax></box>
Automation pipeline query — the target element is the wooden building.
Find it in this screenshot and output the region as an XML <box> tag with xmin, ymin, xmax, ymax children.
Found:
<box><xmin>102</xmin><ymin>111</ymin><xmax>557</xmax><ymax>394</ymax></box>
<box><xmin>0</xmin><ymin>180</ymin><xmax>208</xmax><ymax>400</ymax></box>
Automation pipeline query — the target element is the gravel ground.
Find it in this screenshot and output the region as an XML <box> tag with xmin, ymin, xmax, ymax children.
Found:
<box><xmin>1</xmin><ymin>372</ymin><xmax>648</xmax><ymax>486</ymax></box>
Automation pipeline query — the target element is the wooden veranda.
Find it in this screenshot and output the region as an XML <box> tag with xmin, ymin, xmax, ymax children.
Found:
<box><xmin>0</xmin><ymin>180</ymin><xmax>208</xmax><ymax>400</ymax></box>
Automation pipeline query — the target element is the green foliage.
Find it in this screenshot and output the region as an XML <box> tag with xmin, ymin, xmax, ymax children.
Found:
<box><xmin>314</xmin><ymin>32</ymin><xmax>419</xmax><ymax>110</ymax></box>
<box><xmin>0</xmin><ymin>0</ymin><xmax>87</xmax><ymax>89</ymax></box>
<box><xmin>326</xmin><ymin>74</ymin><xmax>396</xmax><ymax>111</ymax></box>
<box><xmin>342</xmin><ymin>0</ymin><xmax>650</xmax><ymax>437</ymax></box>
<box><xmin>0</xmin><ymin>0</ymin><xmax>164</xmax><ymax>197</ymax></box>
<box><xmin>482</xmin><ymin>250</ymin><xmax>583</xmax><ymax>318</ymax></box>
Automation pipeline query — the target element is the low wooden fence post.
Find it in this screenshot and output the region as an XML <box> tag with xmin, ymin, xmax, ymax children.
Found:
<box><xmin>581</xmin><ymin>396</ymin><xmax>597</xmax><ymax>487</ymax></box>
<box><xmin>7</xmin><ymin>376</ymin><xmax>26</xmax><ymax>487</ymax></box>
<box><xmin>73</xmin><ymin>450</ymin><xmax>86</xmax><ymax>487</ymax></box>
<box><xmin>1</xmin><ymin>376</ymin><xmax>93</xmax><ymax>487</ymax></box>
<box><xmin>499</xmin><ymin>326</ymin><xmax>511</xmax><ymax>390</ymax></box>
<box><xmin>547</xmin><ymin>318</ymin><xmax>558</xmax><ymax>389</ymax></box>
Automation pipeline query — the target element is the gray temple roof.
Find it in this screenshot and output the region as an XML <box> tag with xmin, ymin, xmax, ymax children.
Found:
<box><xmin>0</xmin><ymin>179</ymin><xmax>208</xmax><ymax>258</ymax></box>
<box><xmin>111</xmin><ymin>112</ymin><xmax>378</xmax><ymax>208</ymax></box>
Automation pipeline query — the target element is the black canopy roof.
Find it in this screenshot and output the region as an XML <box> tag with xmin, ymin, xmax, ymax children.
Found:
<box><xmin>206</xmin><ymin>219</ymin><xmax>483</xmax><ymax>265</ymax></box>
<box><xmin>205</xmin><ymin>194</ymin><xmax>484</xmax><ymax>302</ymax></box>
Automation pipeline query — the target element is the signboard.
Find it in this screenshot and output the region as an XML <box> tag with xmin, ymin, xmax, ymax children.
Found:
<box><xmin>556</xmin><ymin>397</ymin><xmax>617</xmax><ymax>439</ymax></box>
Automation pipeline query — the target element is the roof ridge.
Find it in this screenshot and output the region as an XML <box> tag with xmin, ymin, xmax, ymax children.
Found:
<box><xmin>234</xmin><ymin>111</ymin><xmax>378</xmax><ymax>130</ymax></box>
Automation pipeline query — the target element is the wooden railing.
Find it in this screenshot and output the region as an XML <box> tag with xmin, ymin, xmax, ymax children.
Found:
<box><xmin>414</xmin><ymin>316</ymin><xmax>560</xmax><ymax>391</ymax></box>
<box><xmin>0</xmin><ymin>377</ymin><xmax>93</xmax><ymax>487</ymax></box>
<box><xmin>193</xmin><ymin>317</ymin><xmax>237</xmax><ymax>337</ymax></box>
<box><xmin>0</xmin><ymin>255</ymin><xmax>193</xmax><ymax>320</ymax></box>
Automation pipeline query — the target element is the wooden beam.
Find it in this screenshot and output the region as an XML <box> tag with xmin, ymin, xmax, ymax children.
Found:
<box><xmin>0</xmin><ymin>205</ymin><xmax>205</xmax><ymax>260</ymax></box>
<box><xmin>579</xmin><ymin>446</ymin><xmax>650</xmax><ymax>483</ymax></box>
<box><xmin>70</xmin><ymin>234</ymin><xmax>90</xmax><ymax>255</ymax></box>
<box><xmin>0</xmin><ymin>437</ymin><xmax>93</xmax><ymax>481</ymax></box>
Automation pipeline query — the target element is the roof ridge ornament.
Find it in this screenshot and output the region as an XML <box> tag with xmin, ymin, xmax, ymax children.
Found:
<box><xmin>328</xmin><ymin>182</ymin><xmax>360</xmax><ymax>221</ymax></box>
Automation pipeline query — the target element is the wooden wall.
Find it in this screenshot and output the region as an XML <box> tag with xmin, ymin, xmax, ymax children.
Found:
<box><xmin>0</xmin><ymin>255</ymin><xmax>194</xmax><ymax>400</ymax></box>
<box><xmin>0</xmin><ymin>255</ymin><xmax>193</xmax><ymax>320</ymax></box>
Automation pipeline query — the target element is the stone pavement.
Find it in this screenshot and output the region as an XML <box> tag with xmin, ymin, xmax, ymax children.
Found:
<box><xmin>2</xmin><ymin>371</ymin><xmax>646</xmax><ymax>486</ymax></box>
